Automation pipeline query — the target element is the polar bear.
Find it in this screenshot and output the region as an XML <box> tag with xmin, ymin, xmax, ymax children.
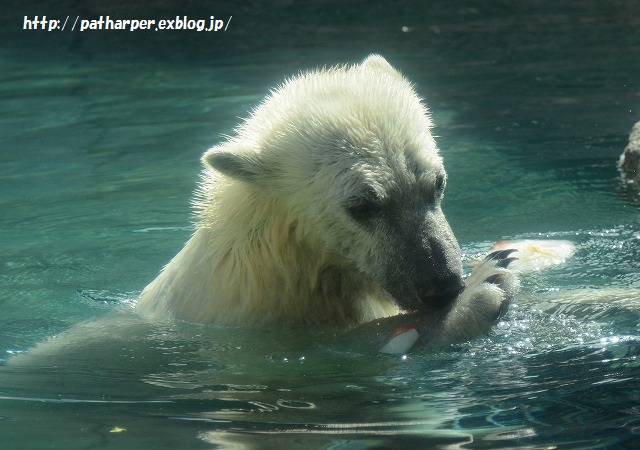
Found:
<box><xmin>136</xmin><ymin>55</ymin><xmax>517</xmax><ymax>341</ymax></box>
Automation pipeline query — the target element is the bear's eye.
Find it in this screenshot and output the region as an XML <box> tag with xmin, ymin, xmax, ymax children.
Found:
<box><xmin>347</xmin><ymin>201</ymin><xmax>380</xmax><ymax>221</ymax></box>
<box><xmin>435</xmin><ymin>174</ymin><xmax>446</xmax><ymax>196</ymax></box>
<box><xmin>346</xmin><ymin>193</ymin><xmax>383</xmax><ymax>223</ymax></box>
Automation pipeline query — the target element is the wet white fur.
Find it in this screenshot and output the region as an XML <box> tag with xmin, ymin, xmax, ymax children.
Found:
<box><xmin>619</xmin><ymin>120</ymin><xmax>640</xmax><ymax>186</ymax></box>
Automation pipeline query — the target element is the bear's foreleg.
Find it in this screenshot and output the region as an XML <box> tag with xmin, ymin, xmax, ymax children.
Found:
<box><xmin>417</xmin><ymin>249</ymin><xmax>519</xmax><ymax>349</ymax></box>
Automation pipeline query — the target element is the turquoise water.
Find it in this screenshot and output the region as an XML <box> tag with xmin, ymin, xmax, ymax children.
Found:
<box><xmin>2</xmin><ymin>1</ymin><xmax>640</xmax><ymax>448</ymax></box>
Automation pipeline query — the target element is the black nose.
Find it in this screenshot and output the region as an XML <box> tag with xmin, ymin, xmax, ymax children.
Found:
<box><xmin>433</xmin><ymin>274</ymin><xmax>465</xmax><ymax>307</ymax></box>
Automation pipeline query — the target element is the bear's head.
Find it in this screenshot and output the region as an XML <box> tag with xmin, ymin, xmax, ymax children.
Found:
<box><xmin>204</xmin><ymin>55</ymin><xmax>464</xmax><ymax>312</ymax></box>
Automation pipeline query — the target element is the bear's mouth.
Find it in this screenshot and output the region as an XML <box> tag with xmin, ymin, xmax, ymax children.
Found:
<box><xmin>392</xmin><ymin>276</ymin><xmax>465</xmax><ymax>312</ymax></box>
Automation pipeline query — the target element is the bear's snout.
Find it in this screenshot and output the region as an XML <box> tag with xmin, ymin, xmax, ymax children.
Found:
<box><xmin>414</xmin><ymin>213</ymin><xmax>465</xmax><ymax>309</ymax></box>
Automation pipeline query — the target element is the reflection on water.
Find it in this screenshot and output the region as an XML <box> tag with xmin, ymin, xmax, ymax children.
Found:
<box><xmin>2</xmin><ymin>272</ymin><xmax>639</xmax><ymax>448</ymax></box>
<box><xmin>1</xmin><ymin>0</ymin><xmax>640</xmax><ymax>448</ymax></box>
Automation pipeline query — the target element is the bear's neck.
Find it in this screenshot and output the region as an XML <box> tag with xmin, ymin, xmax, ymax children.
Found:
<box><xmin>137</xmin><ymin>180</ymin><xmax>397</xmax><ymax>326</ymax></box>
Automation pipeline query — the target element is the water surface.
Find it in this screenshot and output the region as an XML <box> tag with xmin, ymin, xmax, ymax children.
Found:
<box><xmin>1</xmin><ymin>1</ymin><xmax>640</xmax><ymax>448</ymax></box>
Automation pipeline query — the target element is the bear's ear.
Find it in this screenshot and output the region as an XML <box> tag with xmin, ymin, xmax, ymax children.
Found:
<box><xmin>360</xmin><ymin>54</ymin><xmax>399</xmax><ymax>76</ymax></box>
<box><xmin>203</xmin><ymin>143</ymin><xmax>268</xmax><ymax>183</ymax></box>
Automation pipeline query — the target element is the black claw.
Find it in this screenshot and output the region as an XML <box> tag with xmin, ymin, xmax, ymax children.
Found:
<box><xmin>496</xmin><ymin>257</ymin><xmax>518</xmax><ymax>269</ymax></box>
<box><xmin>495</xmin><ymin>297</ymin><xmax>511</xmax><ymax>321</ymax></box>
<box><xmin>485</xmin><ymin>273</ymin><xmax>506</xmax><ymax>285</ymax></box>
<box><xmin>485</xmin><ymin>248</ymin><xmax>518</xmax><ymax>262</ymax></box>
